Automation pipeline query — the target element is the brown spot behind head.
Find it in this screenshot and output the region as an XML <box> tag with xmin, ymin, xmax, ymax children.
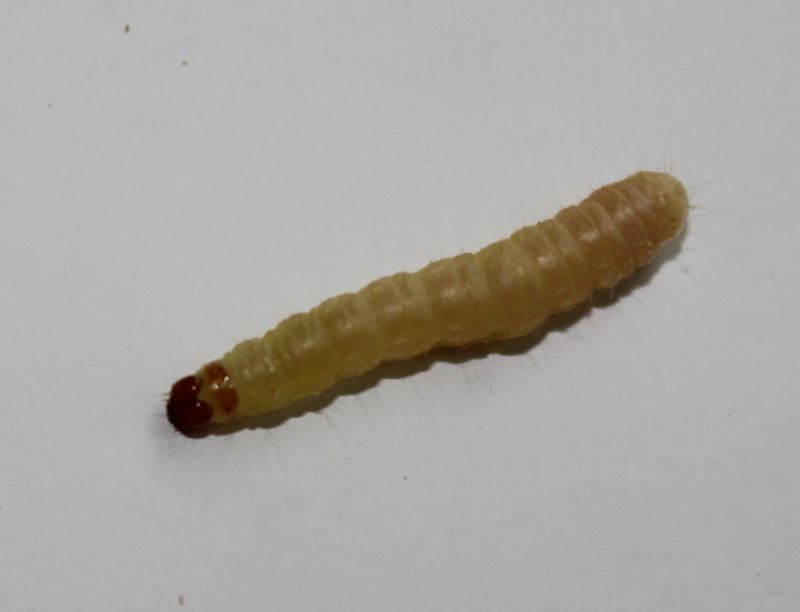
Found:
<box><xmin>199</xmin><ymin>361</ymin><xmax>239</xmax><ymax>418</ymax></box>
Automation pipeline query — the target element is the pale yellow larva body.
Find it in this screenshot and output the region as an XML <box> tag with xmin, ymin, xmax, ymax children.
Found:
<box><xmin>167</xmin><ymin>171</ymin><xmax>688</xmax><ymax>432</ymax></box>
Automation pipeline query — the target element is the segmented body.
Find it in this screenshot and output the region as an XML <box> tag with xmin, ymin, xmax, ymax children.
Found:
<box><xmin>167</xmin><ymin>171</ymin><xmax>688</xmax><ymax>432</ymax></box>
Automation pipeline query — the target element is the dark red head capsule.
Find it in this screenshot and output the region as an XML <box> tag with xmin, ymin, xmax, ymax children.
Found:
<box><xmin>166</xmin><ymin>375</ymin><xmax>213</xmax><ymax>433</ymax></box>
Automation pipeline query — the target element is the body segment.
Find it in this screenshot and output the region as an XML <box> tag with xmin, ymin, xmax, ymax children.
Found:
<box><xmin>167</xmin><ymin>171</ymin><xmax>688</xmax><ymax>432</ymax></box>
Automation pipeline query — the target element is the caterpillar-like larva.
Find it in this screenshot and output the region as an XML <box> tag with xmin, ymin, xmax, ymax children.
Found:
<box><xmin>167</xmin><ymin>171</ymin><xmax>688</xmax><ymax>433</ymax></box>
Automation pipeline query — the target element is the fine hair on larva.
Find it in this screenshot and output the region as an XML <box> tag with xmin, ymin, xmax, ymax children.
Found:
<box><xmin>167</xmin><ymin>171</ymin><xmax>689</xmax><ymax>433</ymax></box>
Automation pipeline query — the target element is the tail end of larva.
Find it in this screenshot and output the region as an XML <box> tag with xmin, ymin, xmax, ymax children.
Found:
<box><xmin>166</xmin><ymin>362</ymin><xmax>239</xmax><ymax>434</ymax></box>
<box><xmin>635</xmin><ymin>171</ymin><xmax>690</xmax><ymax>242</ymax></box>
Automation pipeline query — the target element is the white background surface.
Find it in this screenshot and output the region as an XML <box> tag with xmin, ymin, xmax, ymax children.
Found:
<box><xmin>1</xmin><ymin>1</ymin><xmax>799</xmax><ymax>610</ymax></box>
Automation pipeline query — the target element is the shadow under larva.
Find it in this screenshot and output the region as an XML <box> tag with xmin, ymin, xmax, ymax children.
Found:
<box><xmin>167</xmin><ymin>171</ymin><xmax>689</xmax><ymax>436</ymax></box>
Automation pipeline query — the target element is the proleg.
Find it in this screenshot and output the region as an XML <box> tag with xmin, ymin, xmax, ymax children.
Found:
<box><xmin>167</xmin><ymin>171</ymin><xmax>688</xmax><ymax>433</ymax></box>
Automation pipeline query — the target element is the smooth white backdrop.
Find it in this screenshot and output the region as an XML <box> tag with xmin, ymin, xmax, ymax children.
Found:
<box><xmin>1</xmin><ymin>2</ymin><xmax>798</xmax><ymax>610</ymax></box>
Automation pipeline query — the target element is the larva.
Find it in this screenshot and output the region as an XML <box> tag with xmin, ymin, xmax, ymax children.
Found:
<box><xmin>167</xmin><ymin>171</ymin><xmax>688</xmax><ymax>433</ymax></box>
